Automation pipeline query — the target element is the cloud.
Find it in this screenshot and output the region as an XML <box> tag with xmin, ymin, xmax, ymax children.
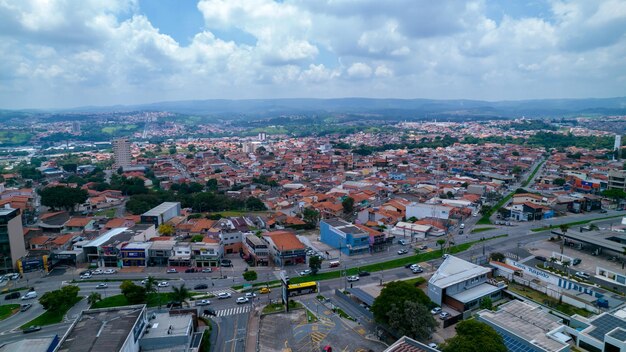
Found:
<box><xmin>347</xmin><ymin>62</ymin><xmax>373</xmax><ymax>79</ymax></box>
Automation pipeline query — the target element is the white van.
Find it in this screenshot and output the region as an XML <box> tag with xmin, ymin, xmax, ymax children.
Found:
<box><xmin>21</xmin><ymin>291</ymin><xmax>37</xmax><ymax>300</ymax></box>
<box><xmin>460</xmin><ymin>223</ymin><xmax>465</xmax><ymax>229</ymax></box>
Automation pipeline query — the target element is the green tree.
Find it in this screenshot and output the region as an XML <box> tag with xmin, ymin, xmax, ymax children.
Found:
<box><xmin>39</xmin><ymin>285</ymin><xmax>80</xmax><ymax>312</ymax></box>
<box><xmin>243</xmin><ymin>270</ymin><xmax>258</xmax><ymax>281</ymax></box>
<box><xmin>512</xmin><ymin>151</ymin><xmax>520</xmax><ymax>156</ymax></box>
<box><xmin>87</xmin><ymin>292</ymin><xmax>102</xmax><ymax>306</ymax></box>
<box><xmin>143</xmin><ymin>276</ymin><xmax>158</xmax><ymax>295</ymax></box>
<box><xmin>206</xmin><ymin>178</ymin><xmax>218</xmax><ymax>191</ymax></box>
<box><xmin>245</xmin><ymin>196</ymin><xmax>267</xmax><ymax>211</ymax></box>
<box><xmin>511</xmin><ymin>166</ymin><xmax>522</xmax><ymax>175</ymax></box>
<box><xmin>169</xmin><ymin>147</ymin><xmax>177</xmax><ymax>155</ymax></box>
<box><xmin>553</xmin><ymin>178</ymin><xmax>566</xmax><ymax>186</ymax></box>
<box><xmin>158</xmin><ymin>224</ymin><xmax>175</xmax><ymax>236</ymax></box>
<box><xmin>171</xmin><ymin>284</ymin><xmax>192</xmax><ymax>307</ymax></box>
<box><xmin>437</xmin><ymin>239</ymin><xmax>446</xmax><ymax>253</ymax></box>
<box><xmin>187</xmin><ymin>144</ymin><xmax>196</xmax><ymax>152</ymax></box>
<box><xmin>62</xmin><ymin>163</ymin><xmax>78</xmax><ymax>173</ymax></box>
<box><xmin>480</xmin><ymin>205</ymin><xmax>493</xmax><ymax>215</ymax></box>
<box><xmin>562</xmin><ymin>260</ymin><xmax>571</xmax><ymax>278</ymax></box>
<box><xmin>371</xmin><ymin>281</ymin><xmax>432</xmax><ymax>325</ymax></box>
<box><xmin>120</xmin><ymin>280</ymin><xmax>146</xmax><ymax>304</ymax></box>
<box><xmin>302</xmin><ymin>207</ymin><xmax>320</xmax><ymax>228</ymax></box>
<box><xmin>309</xmin><ymin>256</ymin><xmax>322</xmax><ymax>274</ymax></box>
<box><xmin>480</xmin><ymin>297</ymin><xmax>493</xmax><ymax>310</ymax></box>
<box><xmin>490</xmin><ymin>252</ymin><xmax>505</xmax><ymax>262</ymax></box>
<box><xmin>602</xmin><ymin>188</ymin><xmax>626</xmax><ymax>201</ymax></box>
<box><xmin>342</xmin><ymin>196</ymin><xmax>355</xmax><ymax>214</ymax></box>
<box><xmin>441</xmin><ymin>320</ymin><xmax>507</xmax><ymax>352</ymax></box>
<box><xmin>39</xmin><ymin>186</ymin><xmax>88</xmax><ymax>212</ymax></box>
<box><xmin>388</xmin><ymin>301</ymin><xmax>437</xmax><ymax>340</ymax></box>
<box><xmin>191</xmin><ymin>235</ymin><xmax>204</xmax><ymax>242</ymax></box>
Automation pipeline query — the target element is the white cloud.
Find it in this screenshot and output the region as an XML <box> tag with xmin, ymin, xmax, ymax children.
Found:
<box><xmin>347</xmin><ymin>62</ymin><xmax>372</xmax><ymax>79</ymax></box>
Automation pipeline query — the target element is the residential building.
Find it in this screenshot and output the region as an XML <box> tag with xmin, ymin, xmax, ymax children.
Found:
<box><xmin>477</xmin><ymin>300</ymin><xmax>570</xmax><ymax>352</ymax></box>
<box><xmin>112</xmin><ymin>137</ymin><xmax>132</xmax><ymax>169</ymax></box>
<box><xmin>0</xmin><ymin>207</ymin><xmax>26</xmax><ymax>273</ymax></box>
<box><xmin>263</xmin><ymin>230</ymin><xmax>306</xmax><ymax>266</ymax></box>
<box><xmin>608</xmin><ymin>169</ymin><xmax>626</xmax><ymax>192</ymax></box>
<box><xmin>320</xmin><ymin>219</ymin><xmax>370</xmax><ymax>256</ymax></box>
<box><xmin>428</xmin><ymin>255</ymin><xmax>505</xmax><ymax>312</ymax></box>
<box><xmin>140</xmin><ymin>202</ymin><xmax>181</xmax><ymax>227</ymax></box>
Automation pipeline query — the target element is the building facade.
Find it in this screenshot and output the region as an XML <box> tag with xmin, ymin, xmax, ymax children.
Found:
<box><xmin>320</xmin><ymin>219</ymin><xmax>370</xmax><ymax>256</ymax></box>
<box><xmin>112</xmin><ymin>137</ymin><xmax>132</xmax><ymax>169</ymax></box>
<box><xmin>0</xmin><ymin>207</ymin><xmax>26</xmax><ymax>274</ymax></box>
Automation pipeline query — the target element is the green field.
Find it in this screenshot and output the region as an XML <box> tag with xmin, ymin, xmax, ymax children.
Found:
<box><xmin>0</xmin><ymin>304</ymin><xmax>20</xmax><ymax>320</ymax></box>
<box><xmin>90</xmin><ymin>292</ymin><xmax>178</xmax><ymax>309</ymax></box>
<box><xmin>0</xmin><ymin>131</ymin><xmax>32</xmax><ymax>145</ymax></box>
<box><xmin>21</xmin><ymin>297</ymin><xmax>82</xmax><ymax>329</ymax></box>
<box><xmin>101</xmin><ymin>124</ymin><xmax>138</xmax><ymax>134</ymax></box>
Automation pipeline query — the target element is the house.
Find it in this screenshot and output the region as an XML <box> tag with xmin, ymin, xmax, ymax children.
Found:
<box><xmin>263</xmin><ymin>231</ymin><xmax>306</xmax><ymax>266</ymax></box>
<box><xmin>320</xmin><ymin>219</ymin><xmax>370</xmax><ymax>256</ymax></box>
<box><xmin>428</xmin><ymin>255</ymin><xmax>505</xmax><ymax>312</ymax></box>
<box><xmin>38</xmin><ymin>211</ymin><xmax>70</xmax><ymax>233</ymax></box>
<box><xmin>63</xmin><ymin>217</ymin><xmax>95</xmax><ymax>233</ymax></box>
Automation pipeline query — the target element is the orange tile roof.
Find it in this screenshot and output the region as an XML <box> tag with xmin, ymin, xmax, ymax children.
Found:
<box><xmin>190</xmin><ymin>219</ymin><xmax>216</xmax><ymax>233</ymax></box>
<box><xmin>30</xmin><ymin>236</ymin><xmax>51</xmax><ymax>245</ymax></box>
<box><xmin>266</xmin><ymin>231</ymin><xmax>305</xmax><ymax>250</ymax></box>
<box><xmin>65</xmin><ymin>217</ymin><xmax>93</xmax><ymax>227</ymax></box>
<box><xmin>52</xmin><ymin>234</ymin><xmax>75</xmax><ymax>246</ymax></box>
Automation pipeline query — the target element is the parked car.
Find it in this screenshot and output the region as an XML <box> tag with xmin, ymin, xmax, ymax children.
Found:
<box><xmin>417</xmin><ymin>245</ymin><xmax>428</xmax><ymax>250</ymax></box>
<box><xmin>428</xmin><ymin>343</ymin><xmax>438</xmax><ymax>349</ymax></box>
<box><xmin>166</xmin><ymin>268</ymin><xmax>178</xmax><ymax>273</ymax></box>
<box><xmin>411</xmin><ymin>267</ymin><xmax>423</xmax><ymax>274</ymax></box>
<box><xmin>347</xmin><ymin>275</ymin><xmax>359</xmax><ymax>282</ymax></box>
<box><xmin>397</xmin><ymin>249</ymin><xmax>408</xmax><ymax>255</ymax></box>
<box><xmin>535</xmin><ymin>256</ymin><xmax>547</xmax><ymax>262</ymax></box>
<box><xmin>103</xmin><ymin>269</ymin><xmax>116</xmax><ymax>275</ymax></box>
<box><xmin>201</xmin><ymin>268</ymin><xmax>212</xmax><ymax>273</ymax></box>
<box><xmin>575</xmin><ymin>271</ymin><xmax>590</xmax><ymax>280</ymax></box>
<box><xmin>97</xmin><ymin>283</ymin><xmax>108</xmax><ymax>289</ymax></box>
<box><xmin>23</xmin><ymin>325</ymin><xmax>41</xmax><ymax>334</ymax></box>
<box><xmin>157</xmin><ymin>281</ymin><xmax>169</xmax><ymax>287</ymax></box>
<box><xmin>194</xmin><ymin>284</ymin><xmax>209</xmax><ymax>290</ymax></box>
<box><xmin>21</xmin><ymin>291</ymin><xmax>37</xmax><ymax>300</ymax></box>
<box><xmin>299</xmin><ymin>269</ymin><xmax>312</xmax><ymax>276</ymax></box>
<box><xmin>259</xmin><ymin>287</ymin><xmax>271</xmax><ymax>294</ymax></box>
<box><xmin>92</xmin><ymin>269</ymin><xmax>104</xmax><ymax>275</ymax></box>
<box><xmin>439</xmin><ymin>312</ymin><xmax>451</xmax><ymax>320</ymax></box>
<box><xmin>236</xmin><ymin>297</ymin><xmax>249</xmax><ymax>304</ymax></box>
<box><xmin>8</xmin><ymin>273</ymin><xmax>20</xmax><ymax>280</ymax></box>
<box><xmin>398</xmin><ymin>239</ymin><xmax>408</xmax><ymax>246</ymax></box>
<box><xmin>245</xmin><ymin>292</ymin><xmax>256</xmax><ymax>298</ymax></box>
<box><xmin>79</xmin><ymin>273</ymin><xmax>92</xmax><ymax>279</ymax></box>
<box><xmin>20</xmin><ymin>303</ymin><xmax>32</xmax><ymax>312</ymax></box>
<box><xmin>600</xmin><ymin>209</ymin><xmax>608</xmax><ymax>213</ymax></box>
<box><xmin>217</xmin><ymin>292</ymin><xmax>232</xmax><ymax>299</ymax></box>
<box><xmin>358</xmin><ymin>270</ymin><xmax>370</xmax><ymax>277</ymax></box>
<box><xmin>572</xmin><ymin>258</ymin><xmax>582</xmax><ymax>266</ymax></box>
<box><xmin>5</xmin><ymin>292</ymin><xmax>20</xmax><ymax>300</ymax></box>
<box><xmin>430</xmin><ymin>307</ymin><xmax>442</xmax><ymax>315</ymax></box>
<box><xmin>196</xmin><ymin>299</ymin><xmax>211</xmax><ymax>306</ymax></box>
<box><xmin>404</xmin><ymin>263</ymin><xmax>414</xmax><ymax>268</ymax></box>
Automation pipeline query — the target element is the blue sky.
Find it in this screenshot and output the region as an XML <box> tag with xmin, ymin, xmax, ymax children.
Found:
<box><xmin>0</xmin><ymin>0</ymin><xmax>625</xmax><ymax>109</ymax></box>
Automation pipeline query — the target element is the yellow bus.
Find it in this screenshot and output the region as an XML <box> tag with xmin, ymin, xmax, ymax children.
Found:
<box><xmin>287</xmin><ymin>281</ymin><xmax>318</xmax><ymax>297</ymax></box>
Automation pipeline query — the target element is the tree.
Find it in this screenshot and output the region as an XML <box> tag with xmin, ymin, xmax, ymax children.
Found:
<box><xmin>602</xmin><ymin>189</ymin><xmax>626</xmax><ymax>201</ymax></box>
<box><xmin>171</xmin><ymin>284</ymin><xmax>192</xmax><ymax>307</ymax></box>
<box><xmin>39</xmin><ymin>285</ymin><xmax>80</xmax><ymax>312</ymax></box>
<box><xmin>302</xmin><ymin>207</ymin><xmax>320</xmax><ymax>228</ymax></box>
<box><xmin>243</xmin><ymin>270</ymin><xmax>258</xmax><ymax>281</ymax></box>
<box><xmin>480</xmin><ymin>205</ymin><xmax>493</xmax><ymax>216</ymax></box>
<box><xmin>549</xmin><ymin>257</ymin><xmax>558</xmax><ymax>269</ymax></box>
<box><xmin>144</xmin><ymin>276</ymin><xmax>158</xmax><ymax>295</ymax></box>
<box><xmin>187</xmin><ymin>144</ymin><xmax>196</xmax><ymax>152</ymax></box>
<box><xmin>62</xmin><ymin>163</ymin><xmax>78</xmax><ymax>173</ymax></box>
<box><xmin>512</xmin><ymin>151</ymin><xmax>520</xmax><ymax>156</ymax></box>
<box><xmin>87</xmin><ymin>292</ymin><xmax>102</xmax><ymax>306</ymax></box>
<box><xmin>191</xmin><ymin>235</ymin><xmax>204</xmax><ymax>242</ymax></box>
<box><xmin>158</xmin><ymin>223</ymin><xmax>175</xmax><ymax>236</ymax></box>
<box><xmin>511</xmin><ymin>166</ymin><xmax>522</xmax><ymax>175</ymax></box>
<box><xmin>39</xmin><ymin>186</ymin><xmax>88</xmax><ymax>212</ymax></box>
<box><xmin>441</xmin><ymin>320</ymin><xmax>507</xmax><ymax>352</ymax></box>
<box><xmin>490</xmin><ymin>252</ymin><xmax>505</xmax><ymax>262</ymax></box>
<box><xmin>553</xmin><ymin>178</ymin><xmax>566</xmax><ymax>186</ymax></box>
<box><xmin>342</xmin><ymin>196</ymin><xmax>355</xmax><ymax>214</ymax></box>
<box><xmin>206</xmin><ymin>179</ymin><xmax>218</xmax><ymax>191</ymax></box>
<box><xmin>480</xmin><ymin>297</ymin><xmax>493</xmax><ymax>310</ymax></box>
<box><xmin>169</xmin><ymin>147</ymin><xmax>177</xmax><ymax>155</ymax></box>
<box><xmin>388</xmin><ymin>301</ymin><xmax>437</xmax><ymax>340</ymax></box>
<box><xmin>437</xmin><ymin>239</ymin><xmax>446</xmax><ymax>253</ymax></box>
<box><xmin>371</xmin><ymin>281</ymin><xmax>432</xmax><ymax>325</ymax></box>
<box><xmin>562</xmin><ymin>260</ymin><xmax>571</xmax><ymax>278</ymax></box>
<box><xmin>309</xmin><ymin>256</ymin><xmax>322</xmax><ymax>274</ymax></box>
<box><xmin>245</xmin><ymin>196</ymin><xmax>267</xmax><ymax>211</ymax></box>
<box><xmin>120</xmin><ymin>280</ymin><xmax>146</xmax><ymax>304</ymax></box>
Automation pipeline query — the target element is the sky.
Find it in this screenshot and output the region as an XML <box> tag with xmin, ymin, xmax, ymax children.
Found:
<box><xmin>1</xmin><ymin>0</ymin><xmax>626</xmax><ymax>109</ymax></box>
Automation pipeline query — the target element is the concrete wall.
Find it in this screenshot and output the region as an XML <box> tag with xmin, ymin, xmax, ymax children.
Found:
<box><xmin>8</xmin><ymin>211</ymin><xmax>26</xmax><ymax>268</ymax></box>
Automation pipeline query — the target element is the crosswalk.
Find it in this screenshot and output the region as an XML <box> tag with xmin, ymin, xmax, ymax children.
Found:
<box><xmin>214</xmin><ymin>305</ymin><xmax>252</xmax><ymax>317</ymax></box>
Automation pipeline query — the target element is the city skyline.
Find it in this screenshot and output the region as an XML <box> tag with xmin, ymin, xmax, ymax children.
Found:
<box><xmin>1</xmin><ymin>0</ymin><xmax>626</xmax><ymax>109</ymax></box>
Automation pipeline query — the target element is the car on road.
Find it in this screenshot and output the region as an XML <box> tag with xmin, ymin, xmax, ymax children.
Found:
<box><xmin>217</xmin><ymin>292</ymin><xmax>232</xmax><ymax>299</ymax></box>
<box><xmin>358</xmin><ymin>270</ymin><xmax>370</xmax><ymax>277</ymax></box>
<box><xmin>97</xmin><ymin>283</ymin><xmax>108</xmax><ymax>289</ymax></box>
<box><xmin>439</xmin><ymin>312</ymin><xmax>451</xmax><ymax>320</ymax></box>
<box><xmin>398</xmin><ymin>239</ymin><xmax>408</xmax><ymax>246</ymax></box>
<box><xmin>236</xmin><ymin>297</ymin><xmax>249</xmax><ymax>304</ymax></box>
<box><xmin>157</xmin><ymin>281</ymin><xmax>169</xmax><ymax>287</ymax></box>
<box><xmin>347</xmin><ymin>275</ymin><xmax>359</xmax><ymax>282</ymax></box>
<box><xmin>430</xmin><ymin>307</ymin><xmax>442</xmax><ymax>315</ymax></box>
<box><xmin>245</xmin><ymin>292</ymin><xmax>256</xmax><ymax>298</ymax></box>
<box><xmin>5</xmin><ymin>292</ymin><xmax>20</xmax><ymax>300</ymax></box>
<box><xmin>166</xmin><ymin>268</ymin><xmax>178</xmax><ymax>273</ymax></box>
<box><xmin>460</xmin><ymin>223</ymin><xmax>465</xmax><ymax>229</ymax></box>
<box><xmin>92</xmin><ymin>269</ymin><xmax>104</xmax><ymax>275</ymax></box>
<box><xmin>575</xmin><ymin>272</ymin><xmax>590</xmax><ymax>280</ymax></box>
<box><xmin>21</xmin><ymin>291</ymin><xmax>37</xmax><ymax>300</ymax></box>
<box><xmin>428</xmin><ymin>343</ymin><xmax>438</xmax><ymax>349</ymax></box>
<box><xmin>203</xmin><ymin>309</ymin><xmax>216</xmax><ymax>316</ymax></box>
<box><xmin>299</xmin><ymin>269</ymin><xmax>312</xmax><ymax>276</ymax></box>
<box><xmin>103</xmin><ymin>269</ymin><xmax>116</xmax><ymax>275</ymax></box>
<box><xmin>259</xmin><ymin>287</ymin><xmax>271</xmax><ymax>294</ymax></box>
<box><xmin>409</xmin><ymin>264</ymin><xmax>420</xmax><ymax>270</ymax></box>
<box><xmin>23</xmin><ymin>325</ymin><xmax>41</xmax><ymax>334</ymax></box>
<box><xmin>20</xmin><ymin>303</ymin><xmax>32</xmax><ymax>312</ymax></box>
<box><xmin>196</xmin><ymin>299</ymin><xmax>211</xmax><ymax>306</ymax></box>
<box><xmin>201</xmin><ymin>268</ymin><xmax>212</xmax><ymax>273</ymax></box>
<box><xmin>411</xmin><ymin>267</ymin><xmax>423</xmax><ymax>274</ymax></box>
<box><xmin>404</xmin><ymin>263</ymin><xmax>414</xmax><ymax>268</ymax></box>
<box><xmin>397</xmin><ymin>249</ymin><xmax>408</xmax><ymax>255</ymax></box>
<box><xmin>80</xmin><ymin>273</ymin><xmax>92</xmax><ymax>279</ymax></box>
<box><xmin>194</xmin><ymin>284</ymin><xmax>209</xmax><ymax>290</ymax></box>
<box><xmin>7</xmin><ymin>273</ymin><xmax>20</xmax><ymax>280</ymax></box>
<box><xmin>417</xmin><ymin>245</ymin><xmax>428</xmax><ymax>250</ymax></box>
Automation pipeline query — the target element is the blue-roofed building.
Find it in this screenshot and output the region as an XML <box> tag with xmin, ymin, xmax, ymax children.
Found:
<box><xmin>320</xmin><ymin>219</ymin><xmax>370</xmax><ymax>256</ymax></box>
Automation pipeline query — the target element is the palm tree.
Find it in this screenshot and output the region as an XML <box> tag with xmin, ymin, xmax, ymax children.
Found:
<box><xmin>171</xmin><ymin>284</ymin><xmax>192</xmax><ymax>307</ymax></box>
<box><xmin>562</xmin><ymin>260</ymin><xmax>571</xmax><ymax>278</ymax></box>
<box><xmin>144</xmin><ymin>276</ymin><xmax>158</xmax><ymax>295</ymax></box>
<box><xmin>549</xmin><ymin>257</ymin><xmax>557</xmax><ymax>269</ymax></box>
<box><xmin>437</xmin><ymin>239</ymin><xmax>446</xmax><ymax>254</ymax></box>
<box><xmin>88</xmin><ymin>292</ymin><xmax>102</xmax><ymax>306</ymax></box>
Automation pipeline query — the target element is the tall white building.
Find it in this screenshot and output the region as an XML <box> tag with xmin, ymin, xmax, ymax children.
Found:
<box><xmin>112</xmin><ymin>137</ymin><xmax>132</xmax><ymax>169</ymax></box>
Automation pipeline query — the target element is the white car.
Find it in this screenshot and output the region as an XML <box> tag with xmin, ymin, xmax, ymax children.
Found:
<box><xmin>97</xmin><ymin>283</ymin><xmax>108</xmax><ymax>289</ymax></box>
<box><xmin>428</xmin><ymin>343</ymin><xmax>438</xmax><ymax>349</ymax></box>
<box><xmin>201</xmin><ymin>268</ymin><xmax>212</xmax><ymax>273</ymax></box>
<box><xmin>430</xmin><ymin>307</ymin><xmax>442</xmax><ymax>315</ymax></box>
<box><xmin>217</xmin><ymin>292</ymin><xmax>231</xmax><ymax>299</ymax></box>
<box><xmin>167</xmin><ymin>268</ymin><xmax>178</xmax><ymax>273</ymax></box>
<box><xmin>347</xmin><ymin>275</ymin><xmax>359</xmax><ymax>282</ymax></box>
<box><xmin>245</xmin><ymin>292</ymin><xmax>256</xmax><ymax>298</ymax></box>
<box><xmin>92</xmin><ymin>269</ymin><xmax>104</xmax><ymax>275</ymax></box>
<box><xmin>575</xmin><ymin>271</ymin><xmax>590</xmax><ymax>280</ymax></box>
<box><xmin>439</xmin><ymin>312</ymin><xmax>451</xmax><ymax>320</ymax></box>
<box><xmin>236</xmin><ymin>297</ymin><xmax>249</xmax><ymax>304</ymax></box>
<box><xmin>299</xmin><ymin>269</ymin><xmax>312</xmax><ymax>276</ymax></box>
<box><xmin>157</xmin><ymin>281</ymin><xmax>169</xmax><ymax>287</ymax></box>
<box><xmin>196</xmin><ymin>299</ymin><xmax>211</xmax><ymax>306</ymax></box>
<box><xmin>409</xmin><ymin>264</ymin><xmax>421</xmax><ymax>270</ymax></box>
<box><xmin>103</xmin><ymin>269</ymin><xmax>116</xmax><ymax>275</ymax></box>
<box><xmin>80</xmin><ymin>273</ymin><xmax>92</xmax><ymax>279</ymax></box>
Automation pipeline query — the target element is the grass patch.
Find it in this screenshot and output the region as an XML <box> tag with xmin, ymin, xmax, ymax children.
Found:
<box><xmin>0</xmin><ymin>304</ymin><xmax>20</xmax><ymax>320</ymax></box>
<box><xmin>21</xmin><ymin>296</ymin><xmax>82</xmax><ymax>329</ymax></box>
<box><xmin>522</xmin><ymin>160</ymin><xmax>546</xmax><ymax>187</ymax></box>
<box><xmin>507</xmin><ymin>282</ymin><xmax>593</xmax><ymax>318</ymax></box>
<box><xmin>305</xmin><ymin>309</ymin><xmax>318</xmax><ymax>322</ymax></box>
<box><xmin>530</xmin><ymin>214</ymin><xmax>624</xmax><ymax>232</ymax></box>
<box><xmin>334</xmin><ymin>307</ymin><xmax>356</xmax><ymax>321</ymax></box>
<box><xmin>471</xmin><ymin>227</ymin><xmax>496</xmax><ymax>234</ymax></box>
<box><xmin>402</xmin><ymin>277</ymin><xmax>427</xmax><ymax>287</ymax></box>
<box><xmin>262</xmin><ymin>302</ymin><xmax>285</xmax><ymax>314</ymax></box>
<box><xmin>95</xmin><ymin>208</ymin><xmax>116</xmax><ymax>218</ymax></box>
<box><xmin>90</xmin><ymin>294</ymin><xmax>129</xmax><ymax>309</ymax></box>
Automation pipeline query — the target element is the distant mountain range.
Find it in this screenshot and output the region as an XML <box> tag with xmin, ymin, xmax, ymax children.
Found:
<box><xmin>14</xmin><ymin>96</ymin><xmax>626</xmax><ymax>119</ymax></box>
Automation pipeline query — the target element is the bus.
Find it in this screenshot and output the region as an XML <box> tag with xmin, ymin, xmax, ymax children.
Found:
<box><xmin>287</xmin><ymin>281</ymin><xmax>318</xmax><ymax>297</ymax></box>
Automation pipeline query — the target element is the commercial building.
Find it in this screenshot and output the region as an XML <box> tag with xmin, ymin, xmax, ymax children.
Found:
<box><xmin>242</xmin><ymin>234</ymin><xmax>270</xmax><ymax>266</ymax></box>
<box><xmin>140</xmin><ymin>202</ymin><xmax>181</xmax><ymax>227</ymax></box>
<box><xmin>383</xmin><ymin>336</ymin><xmax>439</xmax><ymax>352</ymax></box>
<box><xmin>428</xmin><ymin>255</ymin><xmax>505</xmax><ymax>312</ymax></box>
<box><xmin>263</xmin><ymin>231</ymin><xmax>306</xmax><ymax>266</ymax></box>
<box><xmin>567</xmin><ymin>307</ymin><xmax>626</xmax><ymax>352</ymax></box>
<box><xmin>477</xmin><ymin>300</ymin><xmax>570</xmax><ymax>352</ymax></box>
<box><xmin>112</xmin><ymin>137</ymin><xmax>132</xmax><ymax>169</ymax></box>
<box><xmin>120</xmin><ymin>242</ymin><xmax>152</xmax><ymax>267</ymax></box>
<box><xmin>320</xmin><ymin>219</ymin><xmax>370</xmax><ymax>256</ymax></box>
<box><xmin>608</xmin><ymin>170</ymin><xmax>626</xmax><ymax>192</ymax></box>
<box><xmin>57</xmin><ymin>305</ymin><xmax>147</xmax><ymax>352</ymax></box>
<box><xmin>140</xmin><ymin>311</ymin><xmax>198</xmax><ymax>351</ymax></box>
<box><xmin>0</xmin><ymin>207</ymin><xmax>26</xmax><ymax>274</ymax></box>
<box><xmin>406</xmin><ymin>202</ymin><xmax>451</xmax><ymax>220</ymax></box>
<box><xmin>191</xmin><ymin>241</ymin><xmax>222</xmax><ymax>268</ymax></box>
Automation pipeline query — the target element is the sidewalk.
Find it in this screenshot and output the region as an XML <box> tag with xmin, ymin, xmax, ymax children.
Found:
<box><xmin>245</xmin><ymin>305</ymin><xmax>262</xmax><ymax>352</ymax></box>
<box><xmin>64</xmin><ymin>297</ymin><xmax>89</xmax><ymax>322</ymax></box>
